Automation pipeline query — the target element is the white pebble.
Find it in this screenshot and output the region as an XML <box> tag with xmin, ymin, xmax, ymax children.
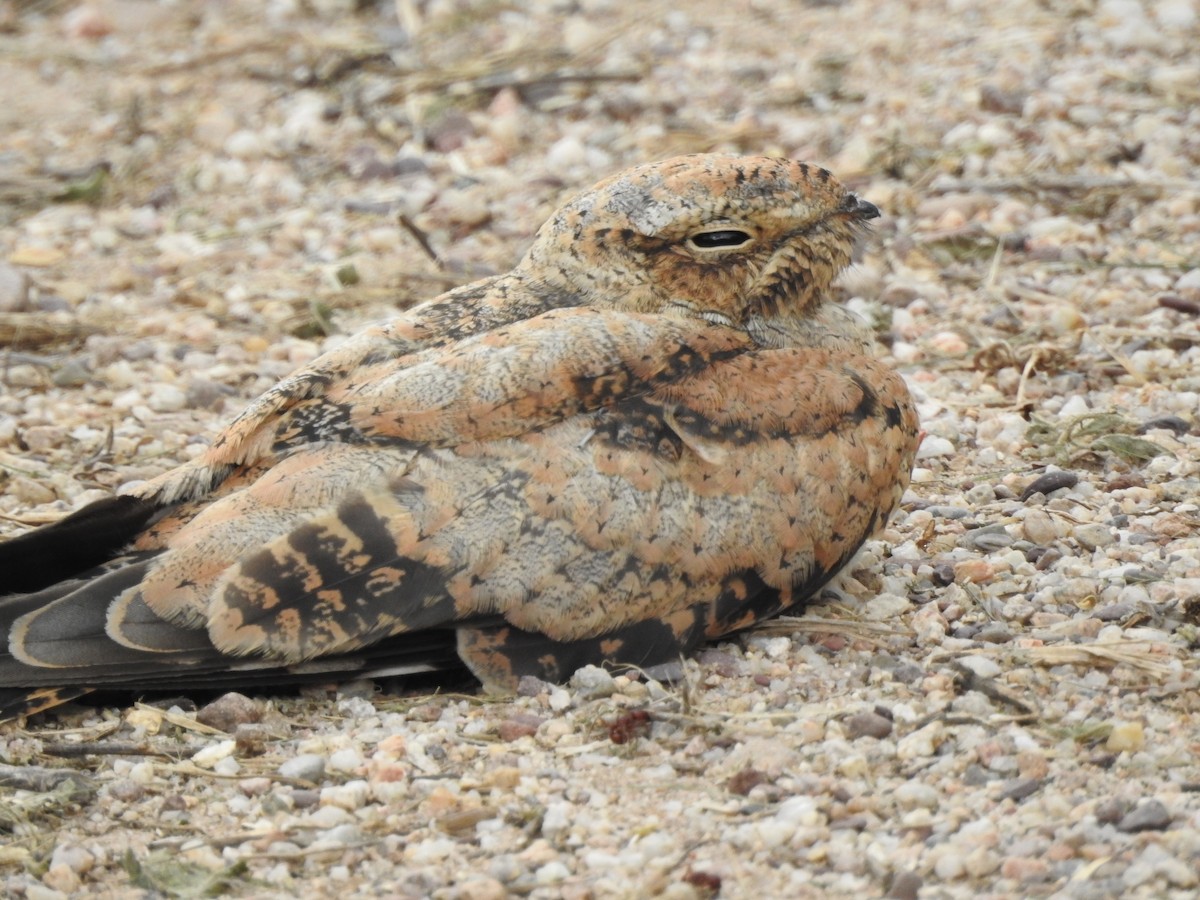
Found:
<box><xmin>191</xmin><ymin>739</ymin><xmax>237</xmax><ymax>769</ymax></box>
<box><xmin>320</xmin><ymin>780</ymin><xmax>370</xmax><ymax>811</ymax></box>
<box><xmin>146</xmin><ymin>384</ymin><xmax>187</xmax><ymax>413</ymax></box>
<box><xmin>917</xmin><ymin>436</ymin><xmax>955</xmax><ymax>459</ymax></box>
<box><xmin>327</xmin><ymin>747</ymin><xmax>364</xmax><ymax>773</ymax></box>
<box><xmin>279</xmin><ymin>753</ymin><xmax>326</xmax><ymax>781</ymax></box>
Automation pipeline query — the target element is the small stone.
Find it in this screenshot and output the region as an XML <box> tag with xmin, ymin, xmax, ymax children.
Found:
<box><xmin>498</xmin><ymin>713</ymin><xmax>543</xmax><ymax>742</ymax></box>
<box><xmin>1075</xmin><ymin>523</ymin><xmax>1115</xmax><ymax>550</ymax></box>
<box><xmin>1106</xmin><ymin>721</ymin><xmax>1145</xmax><ymax>753</ymax></box>
<box><xmin>196</xmin><ymin>692</ymin><xmax>262</xmax><ymax>732</ymax></box>
<box><xmin>50</xmin><ymin>844</ymin><xmax>94</xmax><ymax>875</ymax></box>
<box><xmin>894</xmin><ymin>782</ymin><xmax>939</xmax><ymax>810</ymax></box>
<box><xmin>1022</xmin><ymin>509</ymin><xmax>1058</xmax><ymax>544</ymax></box>
<box><xmin>328</xmin><ymin>748</ymin><xmax>364</xmax><ymax>773</ymax></box>
<box><xmin>845</xmin><ymin>711</ymin><xmax>893</xmax><ymax>739</ymax></box>
<box><xmin>1117</xmin><ymin>800</ymin><xmax>1172</xmax><ymax>833</ymax></box>
<box><xmin>534</xmin><ymin>861</ymin><xmax>571</xmax><ymax>885</ymax></box>
<box><xmin>959</xmin><ymin>523</ymin><xmax>1013</xmax><ymax>552</ymax></box>
<box><xmin>233</xmin><ymin>723</ymin><xmax>272</xmax><ymax>756</ymax></box>
<box><xmin>146</xmin><ymin>384</ymin><xmax>187</xmax><ymax>413</ymax></box>
<box><xmin>63</xmin><ymin>3</ymin><xmax>114</xmax><ymax>39</ymax></box>
<box><xmin>41</xmin><ymin>865</ymin><xmax>80</xmax><ymax>895</ymax></box>
<box><xmin>1000</xmin><ymin>856</ymin><xmax>1050</xmax><ymax>881</ymax></box>
<box><xmin>953</xmin><ymin>559</ymin><xmax>996</xmax><ymax>584</ymax></box>
<box><xmin>455</xmin><ymin>877</ymin><xmax>508</xmax><ymax>900</ymax></box>
<box><xmin>8</xmin><ymin>476</ymin><xmax>57</xmax><ymax>505</ymax></box>
<box><xmin>107</xmin><ymin>779</ymin><xmax>145</xmax><ymax>802</ymax></box>
<box><xmin>1020</xmin><ymin>470</ymin><xmax>1078</xmax><ymax>501</ymax></box>
<box><xmin>238</xmin><ymin>777</ymin><xmax>272</xmax><ymax>797</ymax></box>
<box><xmin>320</xmin><ymin>780</ymin><xmax>370</xmax><ymax>811</ymax></box>
<box><xmin>191</xmin><ymin>739</ymin><xmax>237</xmax><ymax>768</ymax></box>
<box><xmin>897</xmin><ymin>722</ymin><xmax>945</xmax><ymax>760</ymax></box>
<box><xmin>726</xmin><ymin>767</ymin><xmax>768</xmax><ymax>796</ymax></box>
<box><xmin>569</xmin><ymin>665</ymin><xmax>616</xmax><ymax>699</ymax></box>
<box><xmin>0</xmin><ymin>263</ymin><xmax>30</xmax><ymax>311</ymax></box>
<box><xmin>517</xmin><ymin>675</ymin><xmax>552</xmax><ymax>697</ymax></box>
<box><xmin>279</xmin><ymin>753</ymin><xmax>326</xmax><ymax>782</ymax></box>
<box><xmin>917</xmin><ymin>436</ymin><xmax>955</xmax><ymax>458</ymax></box>
<box><xmin>998</xmin><ymin>778</ymin><xmax>1042</xmax><ymax>802</ymax></box>
<box><xmin>975</xmin><ymin>623</ymin><xmax>1013</xmax><ymax>644</ymax></box>
<box><xmin>887</xmin><ymin>870</ymin><xmax>923</xmax><ymax>900</ymax></box>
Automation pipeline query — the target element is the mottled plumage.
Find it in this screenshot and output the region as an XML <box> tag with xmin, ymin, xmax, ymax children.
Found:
<box><xmin>0</xmin><ymin>155</ymin><xmax>919</xmax><ymax>720</ymax></box>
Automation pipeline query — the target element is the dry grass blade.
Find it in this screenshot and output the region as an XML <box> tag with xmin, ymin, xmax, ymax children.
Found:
<box><xmin>753</xmin><ymin>613</ymin><xmax>914</xmax><ymax>641</ymax></box>
<box><xmin>960</xmin><ymin>639</ymin><xmax>1183</xmax><ymax>679</ymax></box>
<box><xmin>0</xmin><ymin>313</ymin><xmax>95</xmax><ymax>349</ymax></box>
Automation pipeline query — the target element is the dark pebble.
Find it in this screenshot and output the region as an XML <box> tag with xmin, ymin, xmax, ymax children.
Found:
<box><xmin>1035</xmin><ymin>547</ymin><xmax>1063</xmax><ymax>571</ymax></box>
<box><xmin>1117</xmin><ymin>800</ymin><xmax>1172</xmax><ymax>833</ymax></box>
<box><xmin>959</xmin><ymin>523</ymin><xmax>1014</xmax><ymax>552</ymax></box>
<box><xmin>1137</xmin><ymin>415</ymin><xmax>1191</xmax><ymax>436</ymax></box>
<box><xmin>196</xmin><ymin>692</ymin><xmax>262</xmax><ymax>733</ymax></box>
<box><xmin>845</xmin><ymin>711</ymin><xmax>893</xmax><ymax>739</ymax></box>
<box><xmin>887</xmin><ymin>870</ymin><xmax>924</xmax><ymax>900</ymax></box>
<box><xmin>830</xmin><ymin>814</ymin><xmax>870</xmax><ymax>832</ymax></box>
<box><xmin>291</xmin><ymin>789</ymin><xmax>320</xmax><ymax>809</ymax></box>
<box><xmin>1092</xmin><ymin>603</ymin><xmax>1135</xmax><ymax>622</ymax></box>
<box><xmin>1095</xmin><ymin>798</ymin><xmax>1128</xmax><ymax>824</ymax></box>
<box><xmin>932</xmin><ymin>563</ymin><xmax>956</xmax><ymax>586</ymax></box>
<box><xmin>1020</xmin><ymin>471</ymin><xmax>1079</xmax><ymax>502</ymax></box>
<box><xmin>999</xmin><ymin>778</ymin><xmax>1042</xmax><ymax>802</ymax></box>
<box><xmin>234</xmin><ymin>723</ymin><xmax>273</xmax><ymax>756</ymax></box>
<box><xmin>963</xmin><ymin>764</ymin><xmax>993</xmax><ymax>786</ymax></box>
<box><xmin>726</xmin><ymin>767</ymin><xmax>768</xmax><ymax>796</ymax></box>
<box><xmin>1158</xmin><ymin>294</ymin><xmax>1200</xmax><ymax>315</ymax></box>
<box><xmin>925</xmin><ymin>505</ymin><xmax>972</xmax><ymax>519</ymax></box>
<box><xmin>497</xmin><ymin>713</ymin><xmax>544</xmax><ymax>742</ymax></box>
<box><xmin>976</xmin><ymin>623</ymin><xmax>1013</xmax><ymax>644</ymax></box>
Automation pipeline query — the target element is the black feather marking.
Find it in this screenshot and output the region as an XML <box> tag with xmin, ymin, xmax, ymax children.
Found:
<box><xmin>0</xmin><ymin>495</ymin><xmax>161</xmax><ymax>594</ymax></box>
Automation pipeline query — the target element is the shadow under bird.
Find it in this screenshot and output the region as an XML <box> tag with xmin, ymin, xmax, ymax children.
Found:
<box><xmin>0</xmin><ymin>154</ymin><xmax>919</xmax><ymax>721</ymax></box>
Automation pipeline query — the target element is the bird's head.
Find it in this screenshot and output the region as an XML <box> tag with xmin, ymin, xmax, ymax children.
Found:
<box><xmin>519</xmin><ymin>154</ymin><xmax>879</xmax><ymax>327</ymax></box>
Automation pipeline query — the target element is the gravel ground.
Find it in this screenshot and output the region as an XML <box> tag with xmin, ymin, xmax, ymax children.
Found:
<box><xmin>1</xmin><ymin>0</ymin><xmax>1199</xmax><ymax>897</ymax></box>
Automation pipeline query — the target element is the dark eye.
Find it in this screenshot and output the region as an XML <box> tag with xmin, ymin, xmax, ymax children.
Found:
<box><xmin>688</xmin><ymin>229</ymin><xmax>753</xmax><ymax>250</ymax></box>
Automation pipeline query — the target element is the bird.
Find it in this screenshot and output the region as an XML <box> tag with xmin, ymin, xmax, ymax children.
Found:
<box><xmin>0</xmin><ymin>154</ymin><xmax>919</xmax><ymax>721</ymax></box>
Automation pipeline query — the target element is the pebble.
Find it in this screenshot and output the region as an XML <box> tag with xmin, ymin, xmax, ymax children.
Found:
<box><xmin>569</xmin><ymin>665</ymin><xmax>616</xmax><ymax>698</ymax></box>
<box><xmin>896</xmin><ymin>722</ymin><xmax>945</xmax><ymax>760</ymax></box>
<box><xmin>0</xmin><ymin>263</ymin><xmax>30</xmax><ymax>311</ymax></box>
<box><xmin>959</xmin><ymin>523</ymin><xmax>1013</xmax><ymax>552</ymax></box>
<box><xmin>1020</xmin><ymin>470</ymin><xmax>1078</xmax><ymax>501</ymax></box>
<box><xmin>320</xmin><ymin>780</ymin><xmax>370</xmax><ymax>811</ymax></box>
<box><xmin>1074</xmin><ymin>523</ymin><xmax>1115</xmax><ymax>550</ymax></box>
<box><xmin>191</xmin><ymin>739</ymin><xmax>237</xmax><ymax>768</ymax></box>
<box><xmin>1104</xmin><ymin>717</ymin><xmax>1145</xmax><ymax>752</ymax></box>
<box><xmin>845</xmin><ymin>711</ymin><xmax>893</xmax><ymax>739</ymax></box>
<box><xmin>49</xmin><ymin>845</ymin><xmax>94</xmax><ymax>875</ymax></box>
<box><xmin>279</xmin><ymin>753</ymin><xmax>326</xmax><ymax>782</ymax></box>
<box><xmin>146</xmin><ymin>384</ymin><xmax>187</xmax><ymax>413</ymax></box>
<box><xmin>1021</xmin><ymin>509</ymin><xmax>1058</xmax><ymax>544</ymax></box>
<box><xmin>327</xmin><ymin>747</ymin><xmax>365</xmax><ymax>773</ymax></box>
<box><xmin>916</xmin><ymin>436</ymin><xmax>955</xmax><ymax>459</ymax></box>
<box><xmin>1117</xmin><ymin>800</ymin><xmax>1172</xmax><ymax>833</ymax></box>
<box><xmin>196</xmin><ymin>692</ymin><xmax>262</xmax><ymax>732</ymax></box>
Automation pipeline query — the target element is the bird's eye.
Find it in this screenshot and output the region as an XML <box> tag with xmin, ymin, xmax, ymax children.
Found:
<box><xmin>688</xmin><ymin>229</ymin><xmax>753</xmax><ymax>250</ymax></box>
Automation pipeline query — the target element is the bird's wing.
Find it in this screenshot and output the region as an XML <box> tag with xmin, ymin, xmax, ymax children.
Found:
<box><xmin>0</xmin><ymin>308</ymin><xmax>917</xmax><ymax>710</ymax></box>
